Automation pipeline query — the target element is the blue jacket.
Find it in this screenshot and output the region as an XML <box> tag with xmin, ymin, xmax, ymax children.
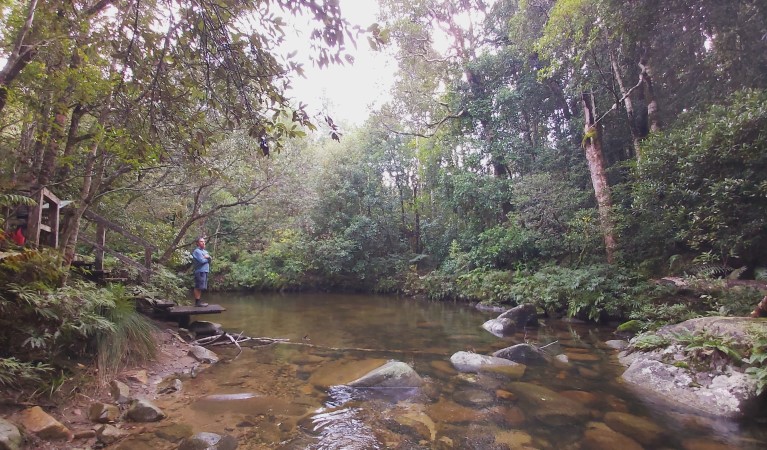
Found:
<box><xmin>192</xmin><ymin>248</ymin><xmax>210</xmax><ymax>273</ymax></box>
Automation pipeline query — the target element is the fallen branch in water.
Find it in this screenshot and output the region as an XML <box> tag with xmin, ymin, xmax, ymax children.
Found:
<box><xmin>191</xmin><ymin>332</ymin><xmax>290</xmax><ymax>348</ymax></box>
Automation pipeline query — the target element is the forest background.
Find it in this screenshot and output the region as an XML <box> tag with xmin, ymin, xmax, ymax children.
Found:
<box><xmin>1</xmin><ymin>0</ymin><xmax>767</xmax><ymax>391</ymax></box>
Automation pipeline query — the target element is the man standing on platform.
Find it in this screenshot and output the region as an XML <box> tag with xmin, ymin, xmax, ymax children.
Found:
<box><xmin>192</xmin><ymin>237</ymin><xmax>212</xmax><ymax>307</ymax></box>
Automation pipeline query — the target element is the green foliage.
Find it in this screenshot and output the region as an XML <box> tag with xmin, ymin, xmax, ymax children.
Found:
<box><xmin>616</xmin><ymin>319</ymin><xmax>644</xmax><ymax>334</ymax></box>
<box><xmin>0</xmin><ymin>357</ymin><xmax>53</xmax><ymax>389</ymax></box>
<box><xmin>633</xmin><ymin>89</ymin><xmax>767</xmax><ymax>266</ymax></box>
<box><xmin>95</xmin><ymin>284</ymin><xmax>157</xmax><ymax>383</ymax></box>
<box><xmin>672</xmin><ymin>330</ymin><xmax>743</xmax><ymax>364</ymax></box>
<box><xmin>225</xmin><ymin>229</ymin><xmax>312</xmax><ymax>291</ymax></box>
<box><xmin>130</xmin><ymin>265</ymin><xmax>187</xmax><ymax>304</ymax></box>
<box><xmin>632</xmin><ymin>333</ymin><xmax>671</xmax><ymax>351</ymax></box>
<box><xmin>506</xmin><ymin>264</ymin><xmax>657</xmax><ymax>322</ymax></box>
<box><xmin>0</xmin><ymin>248</ymin><xmax>156</xmax><ymax>392</ymax></box>
<box><xmin>456</xmin><ymin>268</ymin><xmax>518</xmax><ymax>304</ymax></box>
<box><xmin>628</xmin><ymin>302</ymin><xmax>700</xmax><ymax>331</ymax></box>
<box><xmin>745</xmin><ymin>328</ymin><xmax>767</xmax><ymax>395</ymax></box>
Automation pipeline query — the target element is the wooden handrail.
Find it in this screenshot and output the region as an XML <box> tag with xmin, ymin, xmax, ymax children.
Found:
<box><xmin>79</xmin><ymin>235</ymin><xmax>151</xmax><ymax>275</ymax></box>
<box><xmin>82</xmin><ymin>209</ymin><xmax>157</xmax><ymax>250</ymax></box>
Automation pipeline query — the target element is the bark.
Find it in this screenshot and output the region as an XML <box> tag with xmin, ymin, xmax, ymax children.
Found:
<box><xmin>158</xmin><ymin>182</ymin><xmax>272</xmax><ymax>264</ymax></box>
<box><xmin>639</xmin><ymin>52</ymin><xmax>661</xmax><ymax>133</ymax></box>
<box><xmin>581</xmin><ymin>92</ymin><xmax>617</xmax><ymax>264</ymax></box>
<box><xmin>609</xmin><ymin>46</ymin><xmax>641</xmax><ymax>157</ymax></box>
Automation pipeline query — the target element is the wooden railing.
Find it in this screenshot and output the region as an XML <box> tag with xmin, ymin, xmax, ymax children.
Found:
<box><xmin>80</xmin><ymin>210</ymin><xmax>156</xmax><ymax>282</ymax></box>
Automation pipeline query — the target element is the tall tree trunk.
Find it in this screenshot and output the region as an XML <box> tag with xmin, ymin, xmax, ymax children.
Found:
<box><xmin>639</xmin><ymin>50</ymin><xmax>661</xmax><ymax>134</ymax></box>
<box><xmin>581</xmin><ymin>92</ymin><xmax>617</xmax><ymax>263</ymax></box>
<box><xmin>609</xmin><ymin>46</ymin><xmax>641</xmax><ymax>157</ymax></box>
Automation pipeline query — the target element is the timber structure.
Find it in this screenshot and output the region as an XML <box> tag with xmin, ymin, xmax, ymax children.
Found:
<box><xmin>79</xmin><ymin>209</ymin><xmax>157</xmax><ymax>282</ymax></box>
<box><xmin>135</xmin><ymin>297</ymin><xmax>226</xmax><ymax>328</ymax></box>
<box><xmin>24</xmin><ymin>187</ymin><xmax>62</xmax><ymax>248</ymax></box>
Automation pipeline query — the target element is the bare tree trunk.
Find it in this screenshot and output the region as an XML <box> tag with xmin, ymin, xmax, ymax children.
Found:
<box><xmin>581</xmin><ymin>92</ymin><xmax>617</xmax><ymax>263</ymax></box>
<box><xmin>609</xmin><ymin>47</ymin><xmax>641</xmax><ymax>157</ymax></box>
<box><xmin>639</xmin><ymin>50</ymin><xmax>661</xmax><ymax>133</ymax></box>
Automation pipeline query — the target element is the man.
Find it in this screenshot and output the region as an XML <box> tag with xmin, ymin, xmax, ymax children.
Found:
<box><xmin>192</xmin><ymin>237</ymin><xmax>212</xmax><ymax>307</ymax></box>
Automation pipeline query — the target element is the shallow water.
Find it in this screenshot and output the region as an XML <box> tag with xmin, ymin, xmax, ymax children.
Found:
<box><xmin>146</xmin><ymin>292</ymin><xmax>767</xmax><ymax>450</ymax></box>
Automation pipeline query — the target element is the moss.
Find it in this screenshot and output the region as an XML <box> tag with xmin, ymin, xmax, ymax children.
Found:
<box><xmin>617</xmin><ymin>320</ymin><xmax>643</xmax><ymax>334</ymax></box>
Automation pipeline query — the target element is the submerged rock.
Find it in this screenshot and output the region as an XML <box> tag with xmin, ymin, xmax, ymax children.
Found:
<box><xmin>188</xmin><ymin>345</ymin><xmax>219</xmax><ymax>364</ymax></box>
<box><xmin>503</xmin><ymin>382</ymin><xmax>590</xmax><ymax>426</ymax></box>
<box><xmin>603</xmin><ymin>411</ymin><xmax>665</xmax><ymax>446</ymax></box>
<box><xmin>492</xmin><ymin>343</ymin><xmax>548</xmax><ymax>364</ymax></box>
<box><xmin>582</xmin><ymin>421</ymin><xmax>644</xmax><ymax>450</ymax></box>
<box><xmin>179</xmin><ymin>432</ymin><xmax>237</xmax><ymax>450</ymax></box>
<box><xmin>450</xmin><ymin>351</ymin><xmax>526</xmax><ymax>379</ymax></box>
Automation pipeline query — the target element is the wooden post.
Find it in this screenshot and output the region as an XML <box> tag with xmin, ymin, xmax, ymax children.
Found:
<box><xmin>143</xmin><ymin>246</ymin><xmax>152</xmax><ymax>282</ymax></box>
<box><xmin>95</xmin><ymin>224</ymin><xmax>106</xmax><ymax>271</ymax></box>
<box><xmin>48</xmin><ymin>193</ymin><xmax>59</xmax><ymax>248</ymax></box>
<box><xmin>26</xmin><ymin>190</ymin><xmax>43</xmax><ymax>248</ymax></box>
<box><xmin>25</xmin><ymin>188</ymin><xmax>61</xmax><ymax>248</ymax></box>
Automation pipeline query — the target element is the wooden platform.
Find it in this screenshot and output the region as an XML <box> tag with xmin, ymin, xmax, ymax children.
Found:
<box><xmin>166</xmin><ymin>304</ymin><xmax>226</xmax><ymax>327</ymax></box>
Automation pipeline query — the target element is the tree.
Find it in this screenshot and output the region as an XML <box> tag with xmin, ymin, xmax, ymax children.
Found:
<box><xmin>0</xmin><ymin>0</ymin><xmax>371</xmax><ymax>266</ymax></box>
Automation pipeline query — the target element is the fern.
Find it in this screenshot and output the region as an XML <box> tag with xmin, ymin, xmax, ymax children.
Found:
<box><xmin>0</xmin><ymin>193</ymin><xmax>37</xmax><ymax>208</ymax></box>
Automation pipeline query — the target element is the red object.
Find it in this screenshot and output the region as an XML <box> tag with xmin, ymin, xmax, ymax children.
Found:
<box><xmin>12</xmin><ymin>227</ymin><xmax>25</xmax><ymax>246</ymax></box>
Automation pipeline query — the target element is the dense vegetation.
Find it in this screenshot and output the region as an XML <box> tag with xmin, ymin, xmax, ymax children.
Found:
<box><xmin>1</xmin><ymin>0</ymin><xmax>767</xmax><ymax>392</ymax></box>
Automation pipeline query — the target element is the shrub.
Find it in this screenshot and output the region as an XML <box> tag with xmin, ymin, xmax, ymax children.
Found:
<box><xmin>95</xmin><ymin>284</ymin><xmax>157</xmax><ymax>383</ymax></box>
<box><xmin>633</xmin><ymin>89</ymin><xmax>767</xmax><ymax>267</ymax></box>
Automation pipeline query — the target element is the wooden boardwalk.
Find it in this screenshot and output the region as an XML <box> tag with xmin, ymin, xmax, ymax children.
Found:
<box><xmin>166</xmin><ymin>304</ymin><xmax>226</xmax><ymax>328</ymax></box>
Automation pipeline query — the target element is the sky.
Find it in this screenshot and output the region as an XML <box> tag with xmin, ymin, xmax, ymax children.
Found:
<box><xmin>282</xmin><ymin>0</ymin><xmax>397</xmax><ymax>127</ymax></box>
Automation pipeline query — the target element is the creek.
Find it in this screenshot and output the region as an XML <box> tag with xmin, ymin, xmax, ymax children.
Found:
<box><xmin>138</xmin><ymin>292</ymin><xmax>767</xmax><ymax>449</ymax></box>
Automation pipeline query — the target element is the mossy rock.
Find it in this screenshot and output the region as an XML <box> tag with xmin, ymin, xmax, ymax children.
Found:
<box><xmin>617</xmin><ymin>320</ymin><xmax>643</xmax><ymax>334</ymax></box>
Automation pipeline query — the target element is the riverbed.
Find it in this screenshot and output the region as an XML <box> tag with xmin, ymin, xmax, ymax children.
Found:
<box><xmin>121</xmin><ymin>292</ymin><xmax>767</xmax><ymax>449</ymax></box>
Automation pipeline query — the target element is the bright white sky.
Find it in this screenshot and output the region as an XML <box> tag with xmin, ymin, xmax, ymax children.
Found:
<box><xmin>283</xmin><ymin>0</ymin><xmax>397</xmax><ymax>127</ymax></box>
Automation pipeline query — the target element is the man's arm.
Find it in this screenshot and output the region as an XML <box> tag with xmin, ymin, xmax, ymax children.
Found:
<box><xmin>192</xmin><ymin>249</ymin><xmax>208</xmax><ymax>264</ymax></box>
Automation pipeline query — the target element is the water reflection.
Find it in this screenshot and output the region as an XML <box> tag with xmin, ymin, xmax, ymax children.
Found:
<box><xmin>161</xmin><ymin>292</ymin><xmax>767</xmax><ymax>450</ymax></box>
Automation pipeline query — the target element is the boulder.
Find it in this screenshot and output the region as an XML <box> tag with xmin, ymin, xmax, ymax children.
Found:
<box><xmin>179</xmin><ymin>432</ymin><xmax>238</xmax><ymax>450</ymax></box>
<box><xmin>88</xmin><ymin>402</ymin><xmax>120</xmax><ymax>423</ymax></box>
<box><xmin>0</xmin><ymin>418</ymin><xmax>22</xmax><ymax>450</ymax></box>
<box><xmin>481</xmin><ymin>304</ymin><xmax>538</xmax><ymax>337</ymax></box>
<box><xmin>189</xmin><ymin>321</ymin><xmax>223</xmax><ymax>337</ymax></box>
<box><xmin>348</xmin><ymin>361</ymin><xmax>423</xmax><ymax>388</ymax></box>
<box><xmin>449</xmin><ymin>351</ymin><xmax>526</xmax><ymax>379</ymax></box>
<box><xmin>15</xmin><ymin>406</ymin><xmax>71</xmax><ymax>441</ymax></box>
<box><xmin>189</xmin><ymin>345</ymin><xmax>219</xmax><ymax>364</ymax></box>
<box><xmin>109</xmin><ymin>380</ymin><xmax>131</xmax><ymax>404</ymax></box>
<box><xmin>656</xmin><ymin>316</ymin><xmax>767</xmax><ymax>341</ymax></box>
<box><xmin>492</xmin><ymin>343</ymin><xmax>548</xmax><ymax>364</ymax></box>
<box><xmin>126</xmin><ymin>398</ymin><xmax>166</xmax><ymax>422</ymax></box>
<box><xmin>605</xmin><ymin>339</ymin><xmax>629</xmax><ymax>351</ymax></box>
<box><xmin>621</xmin><ymin>357</ymin><xmax>758</xmax><ymax>419</ymax></box>
<box><xmin>481</xmin><ymin>317</ymin><xmax>516</xmax><ymax>337</ymax></box>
